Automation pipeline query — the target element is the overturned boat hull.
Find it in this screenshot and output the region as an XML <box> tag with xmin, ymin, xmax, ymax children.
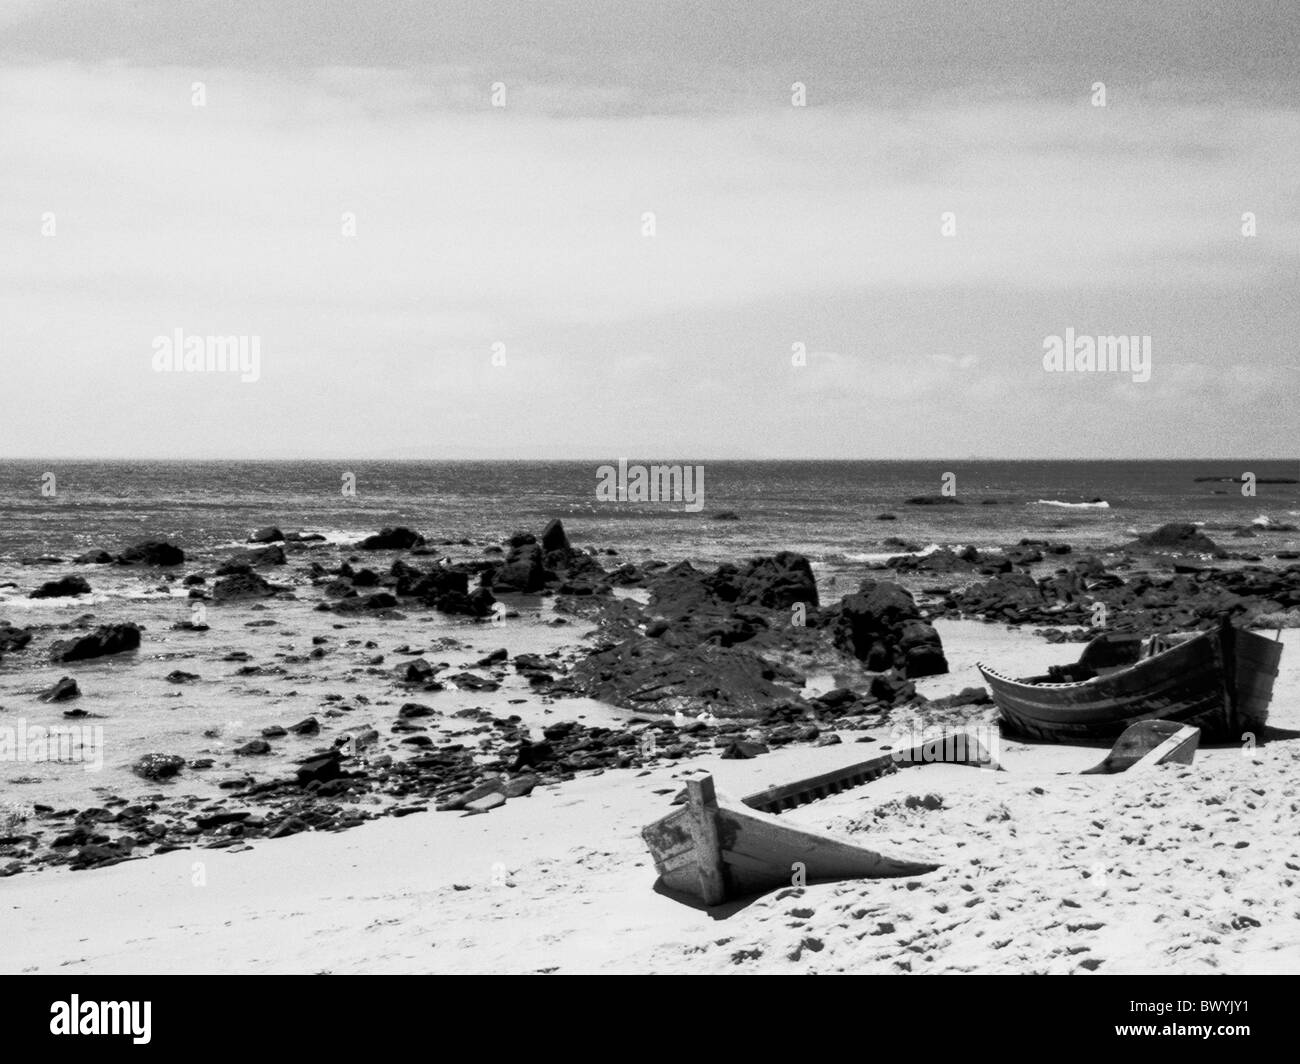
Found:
<box><xmin>1082</xmin><ymin>720</ymin><xmax>1200</xmax><ymax>774</ymax></box>
<box><xmin>978</xmin><ymin>621</ymin><xmax>1281</xmax><ymax>744</ymax></box>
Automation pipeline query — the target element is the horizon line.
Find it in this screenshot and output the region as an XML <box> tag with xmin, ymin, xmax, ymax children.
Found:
<box><xmin>3</xmin><ymin>456</ymin><xmax>1297</xmax><ymax>464</ymax></box>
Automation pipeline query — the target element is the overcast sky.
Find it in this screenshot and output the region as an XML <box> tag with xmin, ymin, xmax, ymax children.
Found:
<box><xmin>2</xmin><ymin>1</ymin><xmax>1297</xmax><ymax>459</ymax></box>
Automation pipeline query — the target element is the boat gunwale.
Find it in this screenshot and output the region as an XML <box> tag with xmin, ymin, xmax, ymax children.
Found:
<box><xmin>975</xmin><ymin>628</ymin><xmax>1220</xmax><ymax>693</ymax></box>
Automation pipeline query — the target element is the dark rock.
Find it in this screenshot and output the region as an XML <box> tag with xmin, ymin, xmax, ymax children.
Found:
<box><xmin>213</xmin><ymin>570</ymin><xmax>276</xmax><ymax>601</ymax></box>
<box><xmin>1135</xmin><ymin>523</ymin><xmax>1219</xmax><ymax>553</ymax></box>
<box><xmin>358</xmin><ymin>527</ymin><xmax>426</xmax><ymax>550</ymax></box>
<box><xmin>51</xmin><ymin>624</ymin><xmax>141</xmax><ymax>662</ymax></box>
<box><xmin>448</xmin><ymin>672</ymin><xmax>500</xmax><ymax>692</ymax></box>
<box><xmin>510</xmin><ymin>739</ymin><xmax>555</xmax><ymax>770</ymax></box>
<box><xmin>165</xmin><ymin>670</ymin><xmax>199</xmax><ymax>684</ymax></box>
<box><xmin>568</xmin><ymin>638</ymin><xmax>805</xmax><ymax>718</ymax></box>
<box><xmin>476</xmin><ymin>648</ymin><xmax>508</xmax><ymax>667</ymax></box>
<box><xmin>332</xmin><ymin>592</ymin><xmax>398</xmax><ymax>613</ymax></box>
<box><xmin>711</xmin><ymin>510</ymin><xmax>741</xmax><ymax>521</ymax></box>
<box><xmin>0</xmin><ymin>622</ymin><xmax>34</xmax><ymax>653</ymax></box>
<box><xmin>73</xmin><ymin>550</ymin><xmax>115</xmax><ymax>564</ymax></box>
<box><xmin>833</xmin><ymin>581</ymin><xmax>947</xmax><ymax>678</ymax></box>
<box><xmin>905</xmin><ymin>495</ymin><xmax>963</xmax><ymax>505</ymax></box>
<box><xmin>491</xmin><ymin>543</ymin><xmax>546</xmax><ymax>593</ymax></box>
<box><xmin>38</xmin><ymin>676</ymin><xmax>80</xmax><ymax>702</ymax></box>
<box><xmin>195</xmin><ymin>811</ymin><xmax>251</xmax><ymax>830</ymax></box>
<box><xmin>436</xmin><ymin>587</ymin><xmax>498</xmax><ymax>617</ymax></box>
<box><xmin>720</xmin><ymin>740</ymin><xmax>769</xmax><ymax>759</ymax></box>
<box><xmin>117</xmin><ymin>540</ymin><xmax>185</xmax><ymax>566</ymax></box>
<box><xmin>70</xmin><ymin>842</ymin><xmax>131</xmax><ymax>870</ymax></box>
<box><xmin>731</xmin><ymin>552</ymin><xmax>819</xmax><ymax>609</ymax></box>
<box><xmin>288</xmin><ymin>717</ymin><xmax>320</xmax><ymax>736</ymax></box>
<box><xmin>540</xmin><ymin>519</ymin><xmax>571</xmax><ymax>553</ymax></box>
<box><xmin>30</xmin><ymin>575</ymin><xmax>91</xmax><ymax>598</ymax></box>
<box><xmin>235</xmin><ymin>740</ymin><xmax>271</xmax><ymax>756</ymax></box>
<box><xmin>400</xmin><ymin>565</ymin><xmax>469</xmax><ymax>600</ymax></box>
<box><xmin>132</xmin><ymin>753</ymin><xmax>185</xmax><ymax>781</ymax></box>
<box><xmin>249</xmin><ymin>526</ymin><xmax>285</xmax><ymax>543</ymax></box>
<box><xmin>295</xmin><ymin>752</ymin><xmax>343</xmax><ymax>785</ymax></box>
<box><xmin>869</xmin><ymin>673</ymin><xmax>916</xmax><ymax>704</ymax></box>
<box><xmin>928</xmin><ymin>686</ymin><xmax>991</xmax><ymax>709</ymax></box>
<box><xmin>268</xmin><ymin>817</ymin><xmax>309</xmax><ymax>838</ymax></box>
<box><xmin>397</xmin><ymin>659</ymin><xmax>438</xmax><ymax>684</ymax></box>
<box><xmin>887</xmin><ymin>548</ymin><xmax>978</xmax><ymax>574</ymax></box>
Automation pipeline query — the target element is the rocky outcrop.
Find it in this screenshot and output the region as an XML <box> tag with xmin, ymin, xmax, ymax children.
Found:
<box><xmin>540</xmin><ymin>518</ymin><xmax>571</xmax><ymax>553</ymax></box>
<box><xmin>396</xmin><ymin>563</ymin><xmax>470</xmax><ymax>601</ymax></box>
<box><xmin>832</xmin><ymin>580</ymin><xmax>948</xmax><ymax>677</ymax></box>
<box><xmin>435</xmin><ymin>587</ymin><xmax>497</xmax><ymax>617</ymax></box>
<box><xmin>644</xmin><ymin>552</ymin><xmax>819</xmax><ymax>626</ymax></box>
<box><xmin>943</xmin><ymin>554</ymin><xmax>1300</xmax><ymax>632</ymax></box>
<box><xmin>557</xmin><ymin>552</ymin><xmax>834</xmax><ymax>716</ymax></box>
<box><xmin>566</xmin><ymin>638</ymin><xmax>806</xmax><ymax>717</ymax></box>
<box><xmin>490</xmin><ymin>542</ymin><xmax>545</xmax><ymax>593</ymax></box>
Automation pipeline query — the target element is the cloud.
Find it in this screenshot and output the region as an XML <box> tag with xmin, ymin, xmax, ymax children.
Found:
<box><xmin>1</xmin><ymin>61</ymin><xmax>1296</xmax><ymax>458</ymax></box>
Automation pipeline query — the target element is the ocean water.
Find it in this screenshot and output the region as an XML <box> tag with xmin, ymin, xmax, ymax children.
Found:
<box><xmin>1</xmin><ymin>459</ymin><xmax>1297</xmax><ymax>566</ymax></box>
<box><xmin>0</xmin><ymin>458</ymin><xmax>1296</xmax><ymax>809</ymax></box>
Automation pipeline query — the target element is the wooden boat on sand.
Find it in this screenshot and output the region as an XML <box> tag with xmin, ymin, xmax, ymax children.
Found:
<box><xmin>642</xmin><ymin>732</ymin><xmax>996</xmax><ymax>905</ymax></box>
<box><xmin>977</xmin><ymin>619</ymin><xmax>1281</xmax><ymax>744</ymax></box>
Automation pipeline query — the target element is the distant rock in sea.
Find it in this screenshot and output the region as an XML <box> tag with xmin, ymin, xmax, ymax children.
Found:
<box><xmin>358</xmin><ymin>527</ymin><xmax>426</xmax><ymax>550</ymax></box>
<box><xmin>248</xmin><ymin>526</ymin><xmax>285</xmax><ymax>543</ymax></box>
<box><xmin>29</xmin><ymin>575</ymin><xmax>91</xmax><ymax>598</ymax></box>
<box><xmin>116</xmin><ymin>540</ymin><xmax>185</xmax><ymax>566</ymax></box>
<box><xmin>50</xmin><ymin>624</ymin><xmax>142</xmax><ymax>662</ymax></box>
<box><xmin>38</xmin><ymin>676</ymin><xmax>80</xmax><ymax>702</ymax></box>
<box><xmin>1134</xmin><ymin>522</ymin><xmax>1219</xmax><ymax>554</ymax></box>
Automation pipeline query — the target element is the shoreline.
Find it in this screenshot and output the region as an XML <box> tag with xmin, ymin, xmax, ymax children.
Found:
<box><xmin>1</xmin><ymin>516</ymin><xmax>1298</xmax><ymax>973</ymax></box>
